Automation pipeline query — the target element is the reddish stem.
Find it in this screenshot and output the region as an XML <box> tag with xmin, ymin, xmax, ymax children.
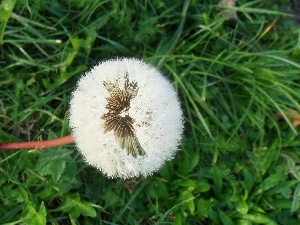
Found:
<box><xmin>0</xmin><ymin>135</ymin><xmax>75</xmax><ymax>150</ymax></box>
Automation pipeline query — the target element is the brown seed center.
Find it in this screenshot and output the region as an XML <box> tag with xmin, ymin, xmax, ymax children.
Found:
<box><xmin>101</xmin><ymin>74</ymin><xmax>146</xmax><ymax>157</ymax></box>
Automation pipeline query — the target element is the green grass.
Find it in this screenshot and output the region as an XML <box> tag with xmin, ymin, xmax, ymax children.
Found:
<box><xmin>0</xmin><ymin>0</ymin><xmax>300</xmax><ymax>224</ymax></box>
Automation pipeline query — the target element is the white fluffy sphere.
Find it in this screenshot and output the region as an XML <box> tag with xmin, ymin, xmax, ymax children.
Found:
<box><xmin>69</xmin><ymin>58</ymin><xmax>183</xmax><ymax>178</ymax></box>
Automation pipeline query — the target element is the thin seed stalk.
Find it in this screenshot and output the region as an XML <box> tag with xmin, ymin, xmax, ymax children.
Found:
<box><xmin>0</xmin><ymin>135</ymin><xmax>74</xmax><ymax>150</ymax></box>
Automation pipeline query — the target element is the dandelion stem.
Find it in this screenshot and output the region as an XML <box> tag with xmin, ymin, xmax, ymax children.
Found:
<box><xmin>0</xmin><ymin>135</ymin><xmax>74</xmax><ymax>150</ymax></box>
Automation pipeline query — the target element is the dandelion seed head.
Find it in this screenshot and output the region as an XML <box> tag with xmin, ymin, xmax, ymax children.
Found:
<box><xmin>69</xmin><ymin>58</ymin><xmax>183</xmax><ymax>178</ymax></box>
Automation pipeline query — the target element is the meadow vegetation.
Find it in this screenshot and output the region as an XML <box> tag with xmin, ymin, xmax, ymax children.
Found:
<box><xmin>0</xmin><ymin>0</ymin><xmax>299</xmax><ymax>224</ymax></box>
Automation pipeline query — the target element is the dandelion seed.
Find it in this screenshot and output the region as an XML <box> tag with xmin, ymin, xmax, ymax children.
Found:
<box><xmin>69</xmin><ymin>58</ymin><xmax>183</xmax><ymax>178</ymax></box>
